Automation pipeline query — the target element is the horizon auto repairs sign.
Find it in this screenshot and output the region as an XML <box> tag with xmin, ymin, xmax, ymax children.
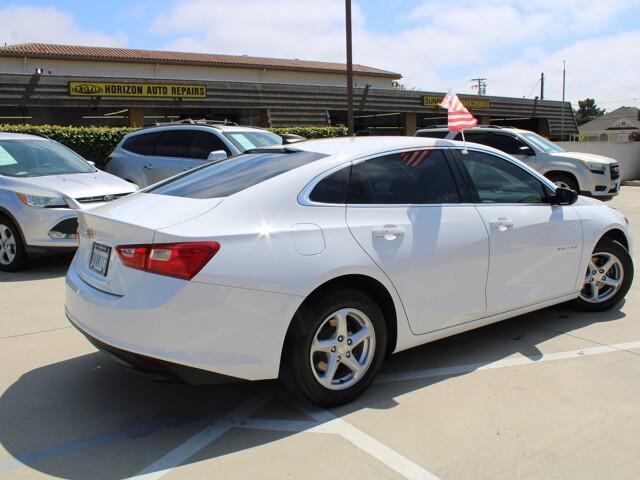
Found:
<box><xmin>69</xmin><ymin>82</ymin><xmax>207</xmax><ymax>98</ymax></box>
<box><xmin>422</xmin><ymin>95</ymin><xmax>490</xmax><ymax>110</ymax></box>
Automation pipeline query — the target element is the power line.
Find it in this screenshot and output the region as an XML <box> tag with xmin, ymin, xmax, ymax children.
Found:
<box><xmin>470</xmin><ymin>78</ymin><xmax>487</xmax><ymax>95</ymax></box>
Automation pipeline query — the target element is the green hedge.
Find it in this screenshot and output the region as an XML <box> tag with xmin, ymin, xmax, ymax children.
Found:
<box><xmin>0</xmin><ymin>124</ymin><xmax>348</xmax><ymax>166</ymax></box>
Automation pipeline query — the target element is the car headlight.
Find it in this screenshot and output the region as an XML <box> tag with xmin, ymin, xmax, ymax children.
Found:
<box><xmin>16</xmin><ymin>193</ymin><xmax>68</xmax><ymax>208</ymax></box>
<box><xmin>580</xmin><ymin>160</ymin><xmax>606</xmax><ymax>174</ymax></box>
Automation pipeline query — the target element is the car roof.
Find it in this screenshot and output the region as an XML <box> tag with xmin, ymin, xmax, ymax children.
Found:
<box><xmin>416</xmin><ymin>126</ymin><xmax>527</xmax><ymax>134</ymax></box>
<box><xmin>130</xmin><ymin>124</ymin><xmax>270</xmax><ymax>136</ymax></box>
<box><xmin>257</xmin><ymin>136</ymin><xmax>461</xmax><ymax>164</ymax></box>
<box><xmin>0</xmin><ymin>132</ymin><xmax>49</xmax><ymax>140</ymax></box>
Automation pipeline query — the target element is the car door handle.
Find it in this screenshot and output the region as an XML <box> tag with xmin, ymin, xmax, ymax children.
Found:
<box><xmin>489</xmin><ymin>218</ymin><xmax>514</xmax><ymax>231</ymax></box>
<box><xmin>143</xmin><ymin>164</ymin><xmax>153</xmax><ymax>170</ymax></box>
<box><xmin>372</xmin><ymin>226</ymin><xmax>405</xmax><ymax>240</ymax></box>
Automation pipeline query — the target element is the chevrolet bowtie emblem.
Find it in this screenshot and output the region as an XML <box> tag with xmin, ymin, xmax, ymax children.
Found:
<box><xmin>86</xmin><ymin>228</ymin><xmax>96</xmax><ymax>239</ymax></box>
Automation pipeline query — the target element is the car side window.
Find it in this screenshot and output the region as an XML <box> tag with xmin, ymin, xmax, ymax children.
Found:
<box><xmin>459</xmin><ymin>150</ymin><xmax>547</xmax><ymax>204</ymax></box>
<box><xmin>122</xmin><ymin>132</ymin><xmax>160</xmax><ymax>155</ymax></box>
<box><xmin>309</xmin><ymin>166</ymin><xmax>350</xmax><ymax>203</ymax></box>
<box><xmin>348</xmin><ymin>149</ymin><xmax>460</xmax><ymax>204</ymax></box>
<box><xmin>154</xmin><ymin>131</ymin><xmax>193</xmax><ymax>158</ymax></box>
<box><xmin>459</xmin><ymin>132</ymin><xmax>529</xmax><ymax>155</ymax></box>
<box><xmin>190</xmin><ymin>131</ymin><xmax>230</xmax><ymax>159</ymax></box>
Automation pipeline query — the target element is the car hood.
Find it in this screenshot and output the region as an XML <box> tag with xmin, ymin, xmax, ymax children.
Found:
<box><xmin>5</xmin><ymin>170</ymin><xmax>137</xmax><ymax>199</ymax></box>
<box><xmin>550</xmin><ymin>151</ymin><xmax>617</xmax><ymax>165</ymax></box>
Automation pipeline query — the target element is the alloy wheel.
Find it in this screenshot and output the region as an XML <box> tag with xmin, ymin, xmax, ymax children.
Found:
<box><xmin>309</xmin><ymin>307</ymin><xmax>376</xmax><ymax>390</ymax></box>
<box><xmin>579</xmin><ymin>251</ymin><xmax>624</xmax><ymax>303</ymax></box>
<box><xmin>0</xmin><ymin>224</ymin><xmax>17</xmax><ymax>266</ymax></box>
<box><xmin>554</xmin><ymin>180</ymin><xmax>571</xmax><ymax>189</ymax></box>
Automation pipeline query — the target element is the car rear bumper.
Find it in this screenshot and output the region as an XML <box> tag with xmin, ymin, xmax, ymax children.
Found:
<box><xmin>65</xmin><ymin>258</ymin><xmax>303</xmax><ymax>381</ymax></box>
<box><xmin>68</xmin><ymin>316</ymin><xmax>244</xmax><ymax>384</ymax></box>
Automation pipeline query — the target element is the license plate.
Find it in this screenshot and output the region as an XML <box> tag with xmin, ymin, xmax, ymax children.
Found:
<box><xmin>89</xmin><ymin>242</ymin><xmax>111</xmax><ymax>277</ymax></box>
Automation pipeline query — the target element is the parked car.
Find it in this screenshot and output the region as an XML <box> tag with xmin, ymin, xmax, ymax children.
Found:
<box><xmin>0</xmin><ymin>132</ymin><xmax>137</xmax><ymax>271</ymax></box>
<box><xmin>65</xmin><ymin>136</ymin><xmax>633</xmax><ymax>406</ymax></box>
<box><xmin>105</xmin><ymin>122</ymin><xmax>284</xmax><ymax>187</ymax></box>
<box><xmin>415</xmin><ymin>126</ymin><xmax>621</xmax><ymax>197</ymax></box>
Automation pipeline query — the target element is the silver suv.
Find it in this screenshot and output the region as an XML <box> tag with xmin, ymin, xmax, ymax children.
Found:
<box><xmin>415</xmin><ymin>126</ymin><xmax>620</xmax><ymax>197</ymax></box>
<box><xmin>105</xmin><ymin>122</ymin><xmax>284</xmax><ymax>187</ymax></box>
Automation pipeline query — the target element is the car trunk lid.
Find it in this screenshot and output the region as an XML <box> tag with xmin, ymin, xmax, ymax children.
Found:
<box><xmin>75</xmin><ymin>193</ymin><xmax>223</xmax><ymax>295</ymax></box>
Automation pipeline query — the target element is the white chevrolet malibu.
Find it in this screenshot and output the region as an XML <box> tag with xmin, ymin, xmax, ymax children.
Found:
<box><xmin>65</xmin><ymin>137</ymin><xmax>633</xmax><ymax>405</ymax></box>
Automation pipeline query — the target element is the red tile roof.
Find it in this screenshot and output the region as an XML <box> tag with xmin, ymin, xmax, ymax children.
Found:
<box><xmin>0</xmin><ymin>43</ymin><xmax>401</xmax><ymax>78</ymax></box>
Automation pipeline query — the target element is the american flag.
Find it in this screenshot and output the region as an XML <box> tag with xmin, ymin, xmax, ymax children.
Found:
<box><xmin>439</xmin><ymin>91</ymin><xmax>478</xmax><ymax>132</ymax></box>
<box><xmin>400</xmin><ymin>149</ymin><xmax>432</xmax><ymax>167</ymax></box>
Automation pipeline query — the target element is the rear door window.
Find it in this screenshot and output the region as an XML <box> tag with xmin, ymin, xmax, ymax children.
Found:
<box><xmin>149</xmin><ymin>149</ymin><xmax>327</xmax><ymax>199</ymax></box>
<box><xmin>348</xmin><ymin>149</ymin><xmax>460</xmax><ymax>204</ymax></box>
<box><xmin>122</xmin><ymin>132</ymin><xmax>160</xmax><ymax>155</ymax></box>
<box><xmin>154</xmin><ymin>131</ymin><xmax>193</xmax><ymax>158</ymax></box>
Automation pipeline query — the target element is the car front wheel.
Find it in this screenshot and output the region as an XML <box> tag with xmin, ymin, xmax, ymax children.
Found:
<box><xmin>0</xmin><ymin>217</ymin><xmax>27</xmax><ymax>272</ymax></box>
<box><xmin>572</xmin><ymin>238</ymin><xmax>633</xmax><ymax>311</ymax></box>
<box><xmin>282</xmin><ymin>289</ymin><xmax>387</xmax><ymax>406</ymax></box>
<box><xmin>547</xmin><ymin>172</ymin><xmax>580</xmax><ymax>193</ymax></box>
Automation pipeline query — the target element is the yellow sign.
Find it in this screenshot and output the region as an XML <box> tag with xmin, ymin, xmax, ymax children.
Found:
<box><xmin>422</xmin><ymin>95</ymin><xmax>490</xmax><ymax>110</ymax></box>
<box><xmin>69</xmin><ymin>82</ymin><xmax>207</xmax><ymax>98</ymax></box>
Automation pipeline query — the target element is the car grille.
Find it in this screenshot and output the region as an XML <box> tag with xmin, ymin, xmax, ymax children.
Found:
<box><xmin>610</xmin><ymin>164</ymin><xmax>620</xmax><ymax>180</ymax></box>
<box><xmin>75</xmin><ymin>192</ymin><xmax>131</xmax><ymax>204</ymax></box>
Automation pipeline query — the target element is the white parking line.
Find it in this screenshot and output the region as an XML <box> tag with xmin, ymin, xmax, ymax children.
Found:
<box><xmin>128</xmin><ymin>340</ymin><xmax>640</xmax><ymax>480</ymax></box>
<box><xmin>128</xmin><ymin>390</ymin><xmax>275</xmax><ymax>480</ymax></box>
<box><xmin>376</xmin><ymin>340</ymin><xmax>640</xmax><ymax>384</ymax></box>
<box><xmin>296</xmin><ymin>403</ymin><xmax>441</xmax><ymax>480</ymax></box>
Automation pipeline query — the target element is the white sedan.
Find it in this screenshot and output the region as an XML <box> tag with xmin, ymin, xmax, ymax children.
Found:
<box><xmin>65</xmin><ymin>137</ymin><xmax>633</xmax><ymax>405</ymax></box>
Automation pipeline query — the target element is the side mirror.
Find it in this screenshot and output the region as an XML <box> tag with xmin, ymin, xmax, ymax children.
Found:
<box><xmin>518</xmin><ymin>145</ymin><xmax>535</xmax><ymax>156</ymax></box>
<box><xmin>552</xmin><ymin>187</ymin><xmax>578</xmax><ymax>205</ymax></box>
<box><xmin>87</xmin><ymin>160</ymin><xmax>96</xmax><ymax>167</ymax></box>
<box><xmin>207</xmin><ymin>150</ymin><xmax>228</xmax><ymax>161</ymax></box>
<box><xmin>281</xmin><ymin>133</ymin><xmax>306</xmax><ymax>144</ymax></box>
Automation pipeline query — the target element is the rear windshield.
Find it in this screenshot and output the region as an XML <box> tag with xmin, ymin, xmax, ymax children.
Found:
<box><xmin>0</xmin><ymin>139</ymin><xmax>95</xmax><ymax>177</ymax></box>
<box><xmin>148</xmin><ymin>149</ymin><xmax>327</xmax><ymax>199</ymax></box>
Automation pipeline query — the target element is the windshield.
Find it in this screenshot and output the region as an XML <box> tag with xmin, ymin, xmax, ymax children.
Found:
<box><xmin>222</xmin><ymin>131</ymin><xmax>283</xmax><ymax>152</ymax></box>
<box><xmin>0</xmin><ymin>139</ymin><xmax>95</xmax><ymax>177</ymax></box>
<box><xmin>149</xmin><ymin>149</ymin><xmax>327</xmax><ymax>199</ymax></box>
<box><xmin>520</xmin><ymin>132</ymin><xmax>565</xmax><ymax>154</ymax></box>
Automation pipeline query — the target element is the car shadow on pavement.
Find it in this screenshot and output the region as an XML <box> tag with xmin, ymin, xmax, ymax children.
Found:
<box><xmin>0</xmin><ymin>303</ymin><xmax>627</xmax><ymax>478</ymax></box>
<box><xmin>0</xmin><ymin>253</ymin><xmax>74</xmax><ymax>283</ymax></box>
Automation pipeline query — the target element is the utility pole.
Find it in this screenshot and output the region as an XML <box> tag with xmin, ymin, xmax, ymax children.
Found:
<box><xmin>471</xmin><ymin>78</ymin><xmax>487</xmax><ymax>96</ymax></box>
<box><xmin>345</xmin><ymin>0</ymin><xmax>354</xmax><ymax>136</ymax></box>
<box><xmin>540</xmin><ymin>72</ymin><xmax>544</xmax><ymax>100</ymax></box>
<box><xmin>561</xmin><ymin>60</ymin><xmax>566</xmax><ymax>141</ymax></box>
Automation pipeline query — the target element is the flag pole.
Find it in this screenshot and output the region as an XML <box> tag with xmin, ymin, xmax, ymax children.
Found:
<box><xmin>460</xmin><ymin>129</ymin><xmax>468</xmax><ymax>154</ymax></box>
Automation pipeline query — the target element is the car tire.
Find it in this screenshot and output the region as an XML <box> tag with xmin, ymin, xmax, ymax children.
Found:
<box><xmin>281</xmin><ymin>289</ymin><xmax>387</xmax><ymax>406</ymax></box>
<box><xmin>0</xmin><ymin>216</ymin><xmax>28</xmax><ymax>272</ymax></box>
<box><xmin>571</xmin><ymin>238</ymin><xmax>633</xmax><ymax>312</ymax></box>
<box><xmin>546</xmin><ymin>172</ymin><xmax>579</xmax><ymax>193</ymax></box>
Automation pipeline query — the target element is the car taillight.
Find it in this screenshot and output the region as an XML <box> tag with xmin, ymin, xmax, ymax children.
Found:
<box><xmin>116</xmin><ymin>242</ymin><xmax>220</xmax><ymax>280</ymax></box>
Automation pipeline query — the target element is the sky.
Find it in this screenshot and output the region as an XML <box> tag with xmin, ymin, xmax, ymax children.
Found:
<box><xmin>0</xmin><ymin>0</ymin><xmax>638</xmax><ymax>110</ymax></box>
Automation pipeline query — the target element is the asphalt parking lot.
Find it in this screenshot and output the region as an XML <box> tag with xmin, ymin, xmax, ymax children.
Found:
<box><xmin>2</xmin><ymin>188</ymin><xmax>640</xmax><ymax>480</ymax></box>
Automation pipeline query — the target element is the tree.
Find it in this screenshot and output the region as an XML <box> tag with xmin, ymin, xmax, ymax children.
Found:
<box><xmin>575</xmin><ymin>98</ymin><xmax>606</xmax><ymax>125</ymax></box>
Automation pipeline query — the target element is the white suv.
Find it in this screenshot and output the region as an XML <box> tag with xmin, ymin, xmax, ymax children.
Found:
<box><xmin>415</xmin><ymin>126</ymin><xmax>620</xmax><ymax>197</ymax></box>
<box><xmin>105</xmin><ymin>121</ymin><xmax>284</xmax><ymax>187</ymax></box>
